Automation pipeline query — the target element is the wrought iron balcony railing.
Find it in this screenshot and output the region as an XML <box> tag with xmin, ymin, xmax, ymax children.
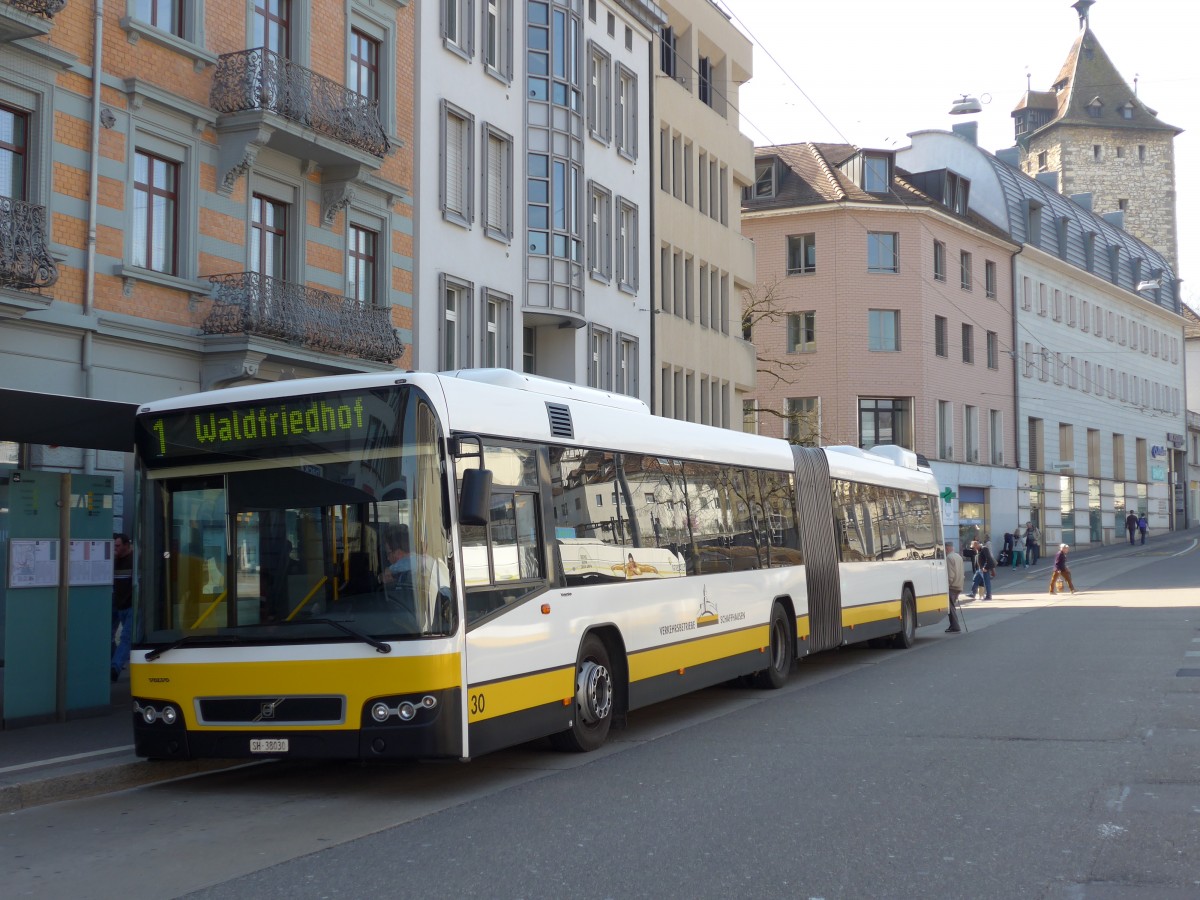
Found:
<box><xmin>0</xmin><ymin>198</ymin><xmax>58</xmax><ymax>289</ymax></box>
<box><xmin>210</xmin><ymin>48</ymin><xmax>389</xmax><ymax>158</ymax></box>
<box><xmin>4</xmin><ymin>0</ymin><xmax>66</xmax><ymax>18</ymax></box>
<box><xmin>203</xmin><ymin>272</ymin><xmax>404</xmax><ymax>363</ymax></box>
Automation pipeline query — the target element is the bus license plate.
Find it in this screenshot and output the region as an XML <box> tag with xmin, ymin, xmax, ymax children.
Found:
<box><xmin>250</xmin><ymin>738</ymin><xmax>289</xmax><ymax>753</ymax></box>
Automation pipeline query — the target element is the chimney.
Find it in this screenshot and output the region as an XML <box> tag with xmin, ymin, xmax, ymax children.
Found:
<box><xmin>1069</xmin><ymin>192</ymin><xmax>1093</xmax><ymax>212</ymax></box>
<box><xmin>995</xmin><ymin>147</ymin><xmax>1020</xmax><ymax>168</ymax></box>
<box><xmin>1102</xmin><ymin>210</ymin><xmax>1125</xmax><ymax>230</ymax></box>
<box><xmin>952</xmin><ymin>122</ymin><xmax>978</xmax><ymax>145</ymax></box>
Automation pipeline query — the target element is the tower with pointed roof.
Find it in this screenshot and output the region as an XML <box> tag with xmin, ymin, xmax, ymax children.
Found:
<box><xmin>1011</xmin><ymin>0</ymin><xmax>1182</xmax><ymax>274</ymax></box>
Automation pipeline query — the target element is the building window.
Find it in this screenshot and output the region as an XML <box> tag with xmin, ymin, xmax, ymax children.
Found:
<box><xmin>440</xmin><ymin>101</ymin><xmax>474</xmax><ymax>227</ymax></box>
<box><xmin>482</xmin><ymin>124</ymin><xmax>513</xmax><ymax>241</ymax></box>
<box><xmin>135</xmin><ymin>0</ymin><xmax>183</xmax><ymax>36</ymax></box>
<box><xmin>960</xmin><ymin>250</ymin><xmax>972</xmax><ymax>290</ymax></box>
<box><xmin>350</xmin><ymin>28</ymin><xmax>380</xmax><ymax>101</ymax></box>
<box><xmin>986</xmin><ymin>331</ymin><xmax>998</xmax><ymax>369</ymax></box>
<box><xmin>347</xmin><ymin>224</ymin><xmax>377</xmax><ymax>306</ymax></box>
<box><xmin>867</xmin><ymin>232</ymin><xmax>898</xmax><ymax>273</ymax></box>
<box><xmin>254</xmin><ymin>0</ymin><xmax>290</xmax><ymax>56</ymax></box>
<box><xmin>132</xmin><ymin>150</ymin><xmax>179</xmax><ymax>275</ymax></box>
<box><xmin>990</xmin><ymin>410</ymin><xmax>1003</xmax><ymax>465</ymax></box>
<box><xmin>787</xmin><ymin>311</ymin><xmax>815</xmax><ymax>353</ymax></box>
<box><xmin>481</xmin><ymin>288</ymin><xmax>512</xmax><ymax>368</ymax></box>
<box><xmin>439</xmin><ymin>274</ymin><xmax>473</xmax><ymax>370</ymax></box>
<box><xmin>659</xmin><ymin>25</ymin><xmax>676</xmax><ymax>77</ymax></box>
<box><xmin>937</xmin><ymin>400</ymin><xmax>952</xmax><ymax>458</ymax></box>
<box><xmin>1118</xmin><ymin>198</ymin><xmax>1128</xmax><ymax>211</ymax></box>
<box><xmin>786</xmin><ymin>233</ymin><xmax>816</xmax><ymax>275</ymax></box>
<box><xmin>586</xmin><ymin>43</ymin><xmax>611</xmax><ymax>142</ymax></box>
<box><xmin>442</xmin><ymin>0</ymin><xmax>473</xmax><ymax>58</ymax></box>
<box><xmin>962</xmin><ymin>323</ymin><xmax>974</xmax><ymax>363</ymax></box>
<box><xmin>483</xmin><ymin>0</ymin><xmax>511</xmax><ymax>81</ymax></box>
<box><xmin>786</xmin><ymin>397</ymin><xmax>819</xmax><ymax>446</ymax></box>
<box><xmin>859</xmin><ymin>398</ymin><xmax>911</xmax><ymax>450</ymax></box>
<box><xmin>945</xmin><ymin>171</ymin><xmax>969</xmax><ymax>214</ymax></box>
<box><xmin>588</xmin><ymin>181</ymin><xmax>612</xmax><ymax>281</ymax></box>
<box><xmin>935</xmin><ymin>315</ymin><xmax>947</xmax><ymax>358</ymax></box>
<box><xmin>1138</xmin><ymin>145</ymin><xmax>1146</xmax><ymax>162</ymax></box>
<box><xmin>1093</xmin><ymin>144</ymin><xmax>1102</xmax><ymax>161</ymax></box>
<box><xmin>588</xmin><ymin>324</ymin><xmax>612</xmax><ymax>389</ymax></box>
<box><xmin>1037</xmin><ymin>150</ymin><xmax>1047</xmax><ymax>171</ymax></box>
<box><xmin>743</xmin><ymin>400</ymin><xmax>758</xmax><ymax>434</ymax></box>
<box><xmin>615</xmin><ymin>197</ymin><xmax>638</xmax><ymax>292</ymax></box>
<box><xmin>615</xmin><ymin>64</ymin><xmax>637</xmax><ymax>160</ymax></box>
<box><xmin>752</xmin><ymin>158</ymin><xmax>774</xmax><ymax>199</ymax></box>
<box><xmin>863</xmin><ymin>154</ymin><xmax>889</xmax><ymax>193</ymax></box>
<box><xmin>933</xmin><ymin>240</ymin><xmax>946</xmax><ymax>281</ymax></box>
<box><xmin>868</xmin><ymin>309</ymin><xmax>899</xmax><ymax>351</ymax></box>
<box><xmin>0</xmin><ymin>104</ymin><xmax>28</xmax><ymax>200</ymax></box>
<box><xmin>985</xmin><ymin>260</ymin><xmax>997</xmax><ymax>298</ymax></box>
<box><xmin>964</xmin><ymin>405</ymin><xmax>978</xmax><ymax>462</ymax></box>
<box><xmin>250</xmin><ymin>193</ymin><xmax>287</xmax><ymax>279</ymax></box>
<box><xmin>698</xmin><ymin>55</ymin><xmax>712</xmax><ymax>107</ymax></box>
<box><xmin>617</xmin><ymin>333</ymin><xmax>638</xmax><ymax>397</ymax></box>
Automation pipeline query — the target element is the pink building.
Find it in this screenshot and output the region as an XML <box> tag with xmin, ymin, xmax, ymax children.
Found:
<box><xmin>741</xmin><ymin>143</ymin><xmax>1018</xmax><ymax>547</ymax></box>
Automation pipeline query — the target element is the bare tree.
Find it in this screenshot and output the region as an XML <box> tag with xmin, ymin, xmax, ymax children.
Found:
<box><xmin>740</xmin><ymin>278</ymin><xmax>832</xmax><ymax>446</ymax></box>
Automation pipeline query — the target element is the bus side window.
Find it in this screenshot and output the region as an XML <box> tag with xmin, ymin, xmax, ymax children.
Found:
<box><xmin>463</xmin><ymin>491</ymin><xmax>545</xmax><ymax>623</ymax></box>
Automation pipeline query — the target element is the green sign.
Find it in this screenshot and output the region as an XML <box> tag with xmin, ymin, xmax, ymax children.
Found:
<box><xmin>135</xmin><ymin>390</ymin><xmax>385</xmax><ymax>467</ymax></box>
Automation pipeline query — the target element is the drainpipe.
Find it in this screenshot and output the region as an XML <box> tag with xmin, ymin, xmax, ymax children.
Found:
<box><xmin>82</xmin><ymin>0</ymin><xmax>105</xmax><ymax>475</ymax></box>
<box><xmin>1010</xmin><ymin>244</ymin><xmax>1024</xmax><ymax>472</ymax></box>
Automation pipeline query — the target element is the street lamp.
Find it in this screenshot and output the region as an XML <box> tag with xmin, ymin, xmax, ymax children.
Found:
<box><xmin>949</xmin><ymin>94</ymin><xmax>983</xmax><ymax>115</ymax></box>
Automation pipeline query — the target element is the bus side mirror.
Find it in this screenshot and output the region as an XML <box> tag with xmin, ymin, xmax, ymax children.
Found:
<box><xmin>459</xmin><ymin>468</ymin><xmax>493</xmax><ymax>526</ymax></box>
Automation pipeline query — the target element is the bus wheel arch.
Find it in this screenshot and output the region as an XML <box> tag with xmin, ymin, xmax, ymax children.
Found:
<box><xmin>753</xmin><ymin>598</ymin><xmax>796</xmax><ymax>689</ymax></box>
<box><xmin>890</xmin><ymin>584</ymin><xmax>917</xmax><ymax>649</ymax></box>
<box><xmin>550</xmin><ymin>627</ymin><xmax>625</xmax><ymax>752</ymax></box>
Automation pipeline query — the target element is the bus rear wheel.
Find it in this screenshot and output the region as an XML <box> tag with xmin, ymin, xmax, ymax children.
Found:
<box><xmin>550</xmin><ymin>634</ymin><xmax>614</xmax><ymax>752</ymax></box>
<box><xmin>891</xmin><ymin>588</ymin><xmax>917</xmax><ymax>649</ymax></box>
<box><xmin>753</xmin><ymin>602</ymin><xmax>793</xmax><ymax>689</ymax></box>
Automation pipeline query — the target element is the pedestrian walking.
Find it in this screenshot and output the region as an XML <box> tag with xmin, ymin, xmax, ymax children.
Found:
<box><xmin>970</xmin><ymin>539</ymin><xmax>995</xmax><ymax>600</ymax></box>
<box><xmin>944</xmin><ymin>541</ymin><xmax>964</xmax><ymax>633</ymax></box>
<box><xmin>1125</xmin><ymin>510</ymin><xmax>1138</xmax><ymax>545</ymax></box>
<box><xmin>1137</xmin><ymin>514</ymin><xmax>1148</xmax><ymax>545</ymax></box>
<box><xmin>1048</xmin><ymin>542</ymin><xmax>1076</xmax><ymax>594</ymax></box>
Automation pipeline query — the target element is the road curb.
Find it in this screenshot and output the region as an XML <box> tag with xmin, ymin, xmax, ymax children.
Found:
<box><xmin>0</xmin><ymin>757</ymin><xmax>248</xmax><ymax>814</ymax></box>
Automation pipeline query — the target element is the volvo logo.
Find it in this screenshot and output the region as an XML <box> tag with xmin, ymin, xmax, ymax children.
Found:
<box><xmin>259</xmin><ymin>699</ymin><xmax>285</xmax><ymax>720</ymax></box>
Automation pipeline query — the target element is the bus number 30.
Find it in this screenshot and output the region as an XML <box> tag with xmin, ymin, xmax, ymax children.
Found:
<box><xmin>469</xmin><ymin>693</ymin><xmax>486</xmax><ymax>716</ymax></box>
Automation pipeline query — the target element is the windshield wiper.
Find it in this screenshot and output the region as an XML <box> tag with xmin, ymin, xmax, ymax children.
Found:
<box><xmin>145</xmin><ymin>632</ymin><xmax>241</xmax><ymax>661</ymax></box>
<box><xmin>305</xmin><ymin>618</ymin><xmax>392</xmax><ymax>654</ymax></box>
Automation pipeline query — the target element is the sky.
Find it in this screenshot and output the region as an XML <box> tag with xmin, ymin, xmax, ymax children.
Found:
<box><xmin>721</xmin><ymin>0</ymin><xmax>1199</xmax><ymax>310</ymax></box>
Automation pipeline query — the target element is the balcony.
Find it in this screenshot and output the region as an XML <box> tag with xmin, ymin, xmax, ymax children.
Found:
<box><xmin>1</xmin><ymin>0</ymin><xmax>65</xmax><ymax>42</ymax></box>
<box><xmin>0</xmin><ymin>198</ymin><xmax>58</xmax><ymax>290</ymax></box>
<box><xmin>210</xmin><ymin>49</ymin><xmax>389</xmax><ymax>193</ymax></box>
<box><xmin>202</xmin><ymin>273</ymin><xmax>404</xmax><ymax>363</ymax></box>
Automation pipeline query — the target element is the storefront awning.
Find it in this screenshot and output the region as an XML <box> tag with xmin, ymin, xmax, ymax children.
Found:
<box><xmin>0</xmin><ymin>389</ymin><xmax>140</xmax><ymax>452</ymax></box>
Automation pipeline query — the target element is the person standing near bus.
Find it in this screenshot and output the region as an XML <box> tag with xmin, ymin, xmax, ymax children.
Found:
<box><xmin>944</xmin><ymin>541</ymin><xmax>964</xmax><ymax>633</ymax></box>
<box><xmin>111</xmin><ymin>533</ymin><xmax>134</xmax><ymax>682</ymax></box>
<box><xmin>1049</xmin><ymin>543</ymin><xmax>1076</xmax><ymax>594</ymax></box>
<box><xmin>970</xmin><ymin>540</ymin><xmax>994</xmax><ymax>601</ymax></box>
<box><xmin>1011</xmin><ymin>525</ymin><xmax>1026</xmax><ymax>569</ymax></box>
<box><xmin>1125</xmin><ymin>510</ymin><xmax>1138</xmax><ymax>545</ymax></box>
<box><xmin>1137</xmin><ymin>514</ymin><xmax>1148</xmax><ymax>545</ymax></box>
<box><xmin>1024</xmin><ymin>522</ymin><xmax>1040</xmax><ymax>566</ymax></box>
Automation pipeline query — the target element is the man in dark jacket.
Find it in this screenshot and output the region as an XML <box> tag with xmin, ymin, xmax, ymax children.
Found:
<box><xmin>969</xmin><ymin>540</ymin><xmax>995</xmax><ymax>601</ymax></box>
<box><xmin>1125</xmin><ymin>510</ymin><xmax>1138</xmax><ymax>545</ymax></box>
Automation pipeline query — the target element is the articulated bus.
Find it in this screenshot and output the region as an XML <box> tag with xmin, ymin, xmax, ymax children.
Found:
<box><xmin>130</xmin><ymin>369</ymin><xmax>947</xmax><ymax>760</ymax></box>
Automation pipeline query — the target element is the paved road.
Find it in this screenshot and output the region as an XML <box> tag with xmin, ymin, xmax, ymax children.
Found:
<box><xmin>3</xmin><ymin>539</ymin><xmax>1198</xmax><ymax>900</ymax></box>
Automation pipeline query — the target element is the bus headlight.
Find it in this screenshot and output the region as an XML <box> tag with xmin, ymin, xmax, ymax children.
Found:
<box><xmin>397</xmin><ymin>702</ymin><xmax>417</xmax><ymax>721</ymax></box>
<box><xmin>142</xmin><ymin>705</ymin><xmax>157</xmax><ymax>724</ymax></box>
<box><xmin>160</xmin><ymin>705</ymin><xmax>178</xmax><ymax>725</ymax></box>
<box><xmin>370</xmin><ymin>701</ymin><xmax>391</xmax><ymax>723</ymax></box>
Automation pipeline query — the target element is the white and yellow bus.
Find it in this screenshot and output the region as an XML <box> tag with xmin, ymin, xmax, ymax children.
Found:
<box><xmin>130</xmin><ymin>369</ymin><xmax>947</xmax><ymax>760</ymax></box>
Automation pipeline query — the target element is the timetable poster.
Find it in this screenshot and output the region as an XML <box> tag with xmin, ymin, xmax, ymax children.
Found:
<box><xmin>69</xmin><ymin>539</ymin><xmax>114</xmax><ymax>586</ymax></box>
<box><xmin>8</xmin><ymin>539</ymin><xmax>61</xmax><ymax>589</ymax></box>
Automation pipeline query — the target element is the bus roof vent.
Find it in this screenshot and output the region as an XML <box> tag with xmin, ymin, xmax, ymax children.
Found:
<box><xmin>546</xmin><ymin>402</ymin><xmax>574</xmax><ymax>439</ymax></box>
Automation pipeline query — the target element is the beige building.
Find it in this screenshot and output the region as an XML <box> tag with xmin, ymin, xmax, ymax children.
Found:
<box><xmin>652</xmin><ymin>0</ymin><xmax>756</xmax><ymax>428</ymax></box>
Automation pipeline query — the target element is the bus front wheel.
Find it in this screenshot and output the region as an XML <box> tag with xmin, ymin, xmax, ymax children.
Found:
<box><xmin>753</xmin><ymin>602</ymin><xmax>793</xmax><ymax>689</ymax></box>
<box><xmin>550</xmin><ymin>634</ymin><xmax>614</xmax><ymax>752</ymax></box>
<box><xmin>891</xmin><ymin>588</ymin><xmax>917</xmax><ymax>649</ymax></box>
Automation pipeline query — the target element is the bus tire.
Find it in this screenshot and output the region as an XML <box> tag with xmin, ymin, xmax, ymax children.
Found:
<box><xmin>753</xmin><ymin>602</ymin><xmax>793</xmax><ymax>689</ymax></box>
<box><xmin>891</xmin><ymin>588</ymin><xmax>917</xmax><ymax>649</ymax></box>
<box><xmin>550</xmin><ymin>634</ymin><xmax>614</xmax><ymax>752</ymax></box>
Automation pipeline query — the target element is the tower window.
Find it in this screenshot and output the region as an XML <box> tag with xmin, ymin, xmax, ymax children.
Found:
<box><xmin>1093</xmin><ymin>145</ymin><xmax>1102</xmax><ymax>162</ymax></box>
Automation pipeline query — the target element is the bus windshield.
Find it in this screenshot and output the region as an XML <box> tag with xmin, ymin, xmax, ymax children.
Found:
<box><xmin>134</xmin><ymin>385</ymin><xmax>454</xmax><ymax>645</ymax></box>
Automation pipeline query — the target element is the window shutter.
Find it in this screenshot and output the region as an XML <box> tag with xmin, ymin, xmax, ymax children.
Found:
<box><xmin>487</xmin><ymin>134</ymin><xmax>504</xmax><ymax>227</ymax></box>
<box><xmin>446</xmin><ymin>114</ymin><xmax>464</xmax><ymax>215</ymax></box>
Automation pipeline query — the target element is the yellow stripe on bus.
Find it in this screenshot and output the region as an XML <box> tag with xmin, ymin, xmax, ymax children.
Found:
<box><xmin>628</xmin><ymin>625</ymin><xmax>768</xmax><ymax>683</ymax></box>
<box><xmin>467</xmin><ymin>666</ymin><xmax>574</xmax><ymax>723</ymax></box>
<box><xmin>916</xmin><ymin>592</ymin><xmax>948</xmax><ymax>614</ymax></box>
<box><xmin>133</xmin><ymin>654</ymin><xmax>461</xmax><ymax>730</ymax></box>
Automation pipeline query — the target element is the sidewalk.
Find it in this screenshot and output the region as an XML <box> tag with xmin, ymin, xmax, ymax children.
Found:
<box><xmin>2</xmin><ymin>528</ymin><xmax>1196</xmax><ymax>813</ymax></box>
